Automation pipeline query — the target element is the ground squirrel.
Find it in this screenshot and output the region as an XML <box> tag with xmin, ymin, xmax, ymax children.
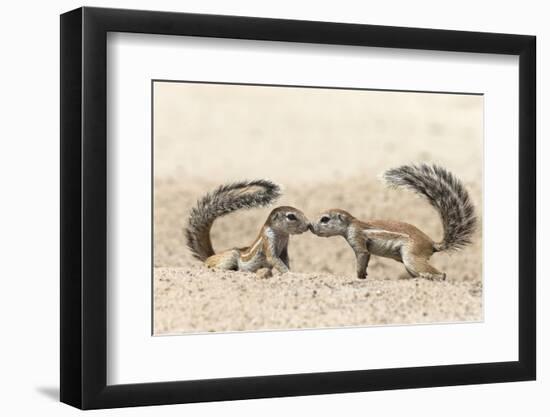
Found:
<box><xmin>310</xmin><ymin>164</ymin><xmax>477</xmax><ymax>280</ymax></box>
<box><xmin>185</xmin><ymin>180</ymin><xmax>310</xmax><ymax>274</ymax></box>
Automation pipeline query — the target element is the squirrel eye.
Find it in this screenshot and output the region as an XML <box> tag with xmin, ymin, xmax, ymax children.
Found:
<box><xmin>320</xmin><ymin>216</ymin><xmax>330</xmax><ymax>224</ymax></box>
<box><xmin>286</xmin><ymin>213</ymin><xmax>297</xmax><ymax>221</ymax></box>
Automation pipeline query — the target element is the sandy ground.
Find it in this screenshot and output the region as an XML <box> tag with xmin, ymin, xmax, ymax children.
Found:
<box><xmin>153</xmin><ymin>82</ymin><xmax>483</xmax><ymax>334</ymax></box>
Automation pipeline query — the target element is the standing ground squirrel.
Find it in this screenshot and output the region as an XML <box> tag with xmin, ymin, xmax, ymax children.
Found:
<box><xmin>185</xmin><ymin>180</ymin><xmax>310</xmax><ymax>274</ymax></box>
<box><xmin>310</xmin><ymin>163</ymin><xmax>477</xmax><ymax>280</ymax></box>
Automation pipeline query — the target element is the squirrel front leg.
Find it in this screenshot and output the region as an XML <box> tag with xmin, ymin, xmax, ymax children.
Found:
<box><xmin>265</xmin><ymin>242</ymin><xmax>290</xmax><ymax>274</ymax></box>
<box><xmin>348</xmin><ymin>229</ymin><xmax>371</xmax><ymax>279</ymax></box>
<box><xmin>355</xmin><ymin>251</ymin><xmax>371</xmax><ymax>279</ymax></box>
<box><xmin>268</xmin><ymin>253</ymin><xmax>290</xmax><ymax>274</ymax></box>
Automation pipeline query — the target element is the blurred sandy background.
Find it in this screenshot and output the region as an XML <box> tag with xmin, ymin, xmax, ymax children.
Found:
<box><xmin>153</xmin><ymin>81</ymin><xmax>483</xmax><ymax>335</ymax></box>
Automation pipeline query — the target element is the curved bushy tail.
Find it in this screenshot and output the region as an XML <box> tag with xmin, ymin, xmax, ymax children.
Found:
<box><xmin>383</xmin><ymin>163</ymin><xmax>477</xmax><ymax>252</ymax></box>
<box><xmin>185</xmin><ymin>180</ymin><xmax>281</xmax><ymax>261</ymax></box>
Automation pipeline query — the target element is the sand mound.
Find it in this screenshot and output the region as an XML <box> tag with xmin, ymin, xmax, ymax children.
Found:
<box><xmin>154</xmin><ymin>267</ymin><xmax>482</xmax><ymax>334</ymax></box>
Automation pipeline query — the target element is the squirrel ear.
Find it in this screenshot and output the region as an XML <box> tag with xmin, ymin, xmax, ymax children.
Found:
<box><xmin>337</xmin><ymin>213</ymin><xmax>348</xmax><ymax>223</ymax></box>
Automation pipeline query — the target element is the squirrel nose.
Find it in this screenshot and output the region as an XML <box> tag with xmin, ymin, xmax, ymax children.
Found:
<box><xmin>307</xmin><ymin>223</ymin><xmax>313</xmax><ymax>231</ymax></box>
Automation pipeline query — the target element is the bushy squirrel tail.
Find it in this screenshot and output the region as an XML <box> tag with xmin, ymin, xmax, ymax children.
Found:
<box><xmin>383</xmin><ymin>163</ymin><xmax>477</xmax><ymax>252</ymax></box>
<box><xmin>185</xmin><ymin>180</ymin><xmax>281</xmax><ymax>261</ymax></box>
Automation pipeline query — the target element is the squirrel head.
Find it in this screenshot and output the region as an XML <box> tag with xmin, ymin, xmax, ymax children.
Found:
<box><xmin>310</xmin><ymin>209</ymin><xmax>353</xmax><ymax>237</ymax></box>
<box><xmin>268</xmin><ymin>206</ymin><xmax>310</xmax><ymax>235</ymax></box>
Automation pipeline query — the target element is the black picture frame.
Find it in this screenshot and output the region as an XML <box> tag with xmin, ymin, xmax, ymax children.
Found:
<box><xmin>60</xmin><ymin>6</ymin><xmax>536</xmax><ymax>410</ymax></box>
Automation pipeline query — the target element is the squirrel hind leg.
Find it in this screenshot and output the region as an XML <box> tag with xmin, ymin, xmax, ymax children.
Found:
<box><xmin>401</xmin><ymin>250</ymin><xmax>446</xmax><ymax>281</ymax></box>
<box><xmin>205</xmin><ymin>250</ymin><xmax>240</xmax><ymax>271</ymax></box>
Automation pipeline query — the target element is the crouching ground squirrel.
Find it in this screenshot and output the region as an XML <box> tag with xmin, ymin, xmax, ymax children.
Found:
<box><xmin>311</xmin><ymin>163</ymin><xmax>477</xmax><ymax>280</ymax></box>
<box><xmin>185</xmin><ymin>180</ymin><xmax>310</xmax><ymax>274</ymax></box>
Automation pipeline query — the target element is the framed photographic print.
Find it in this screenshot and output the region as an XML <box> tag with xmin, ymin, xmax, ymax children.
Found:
<box><xmin>60</xmin><ymin>6</ymin><xmax>536</xmax><ymax>409</ymax></box>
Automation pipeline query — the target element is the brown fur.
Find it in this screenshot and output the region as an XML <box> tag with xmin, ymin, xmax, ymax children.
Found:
<box><xmin>205</xmin><ymin>206</ymin><xmax>309</xmax><ymax>274</ymax></box>
<box><xmin>185</xmin><ymin>180</ymin><xmax>281</xmax><ymax>262</ymax></box>
<box><xmin>310</xmin><ymin>164</ymin><xmax>476</xmax><ymax>280</ymax></box>
<box><xmin>311</xmin><ymin>209</ymin><xmax>447</xmax><ymax>280</ymax></box>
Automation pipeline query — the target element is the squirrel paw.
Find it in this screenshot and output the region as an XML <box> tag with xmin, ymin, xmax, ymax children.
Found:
<box><xmin>256</xmin><ymin>268</ymin><xmax>273</xmax><ymax>279</ymax></box>
<box><xmin>419</xmin><ymin>272</ymin><xmax>446</xmax><ymax>281</ymax></box>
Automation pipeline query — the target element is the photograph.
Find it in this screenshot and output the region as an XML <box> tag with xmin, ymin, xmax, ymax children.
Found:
<box><xmin>153</xmin><ymin>81</ymin><xmax>484</xmax><ymax>335</ymax></box>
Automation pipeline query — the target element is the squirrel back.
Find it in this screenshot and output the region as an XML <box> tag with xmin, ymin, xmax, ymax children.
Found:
<box><xmin>383</xmin><ymin>163</ymin><xmax>477</xmax><ymax>252</ymax></box>
<box><xmin>185</xmin><ymin>180</ymin><xmax>281</xmax><ymax>261</ymax></box>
